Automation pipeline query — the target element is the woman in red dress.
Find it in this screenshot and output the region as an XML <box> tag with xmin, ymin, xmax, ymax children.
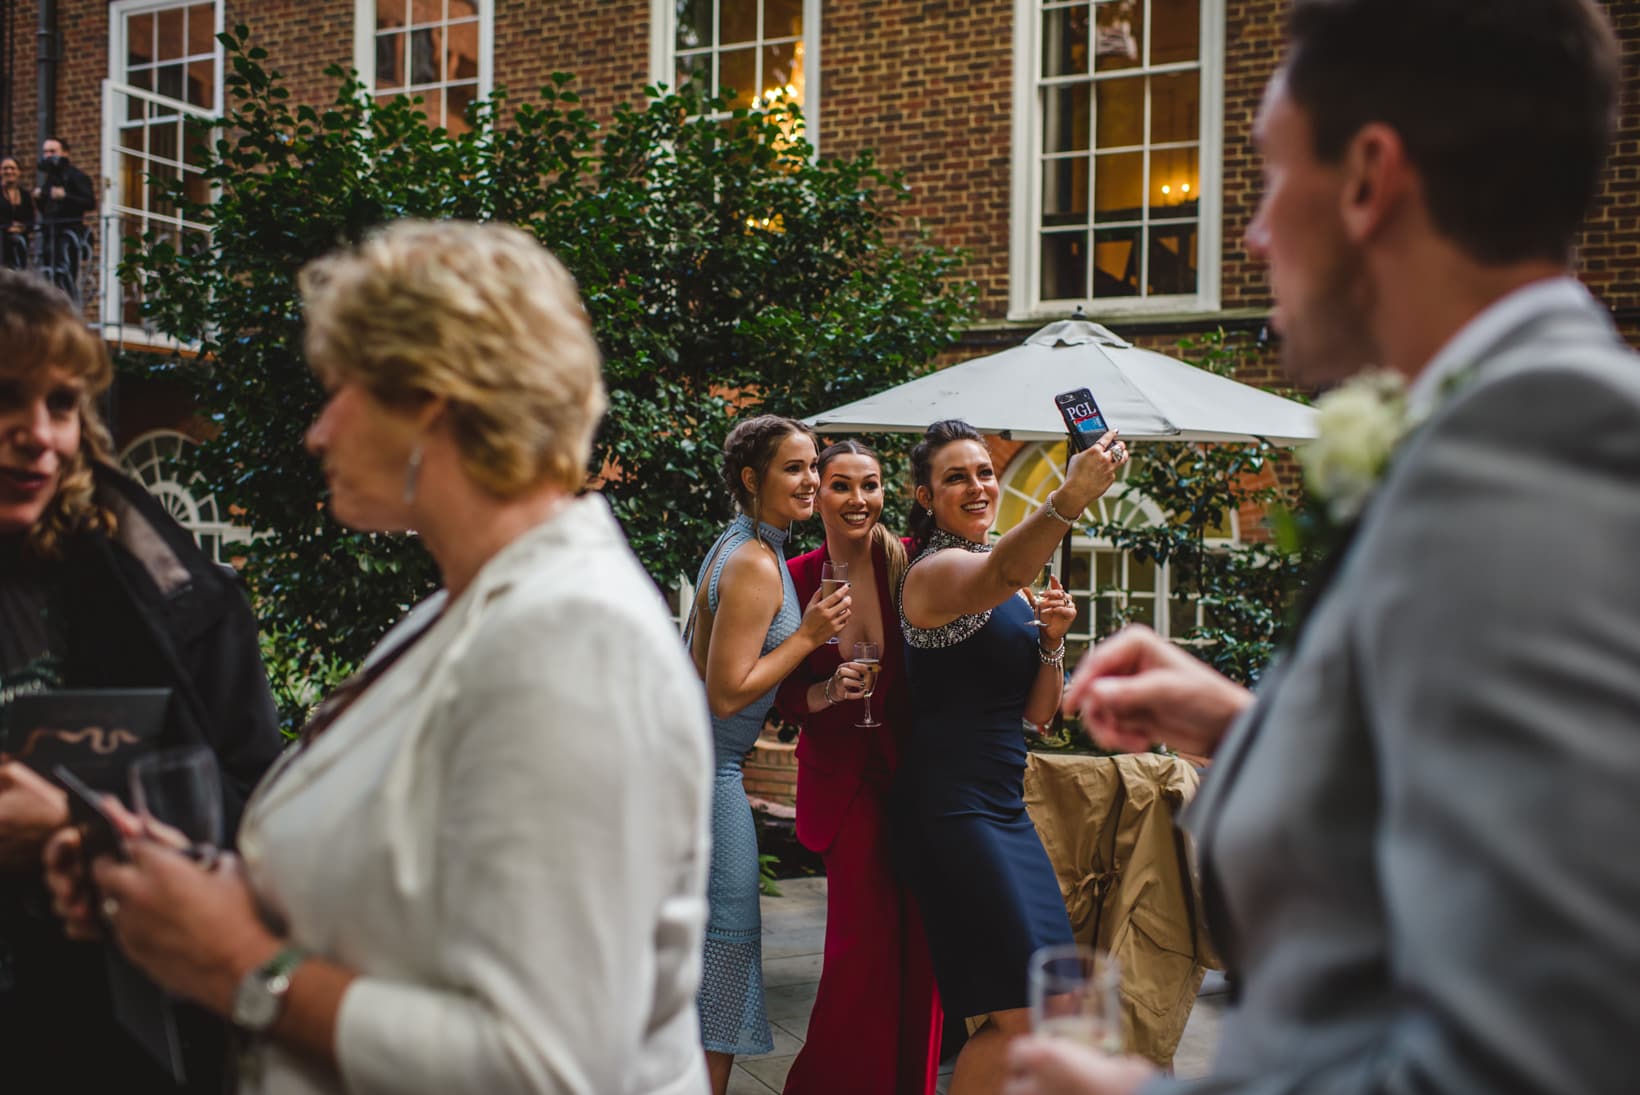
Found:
<box><xmin>776</xmin><ymin>439</ymin><xmax>943</xmax><ymax>1095</ymax></box>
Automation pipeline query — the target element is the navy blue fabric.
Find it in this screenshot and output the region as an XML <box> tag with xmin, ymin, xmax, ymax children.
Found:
<box><xmin>895</xmin><ymin>591</ymin><xmax>1074</xmax><ymax>1019</ymax></box>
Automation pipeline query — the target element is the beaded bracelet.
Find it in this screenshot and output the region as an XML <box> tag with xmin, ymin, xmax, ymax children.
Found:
<box><xmin>1038</xmin><ymin>639</ymin><xmax>1066</xmax><ymax>668</ymax></box>
<box><xmin>822</xmin><ymin>676</ymin><xmax>838</xmax><ymax>705</ymax></box>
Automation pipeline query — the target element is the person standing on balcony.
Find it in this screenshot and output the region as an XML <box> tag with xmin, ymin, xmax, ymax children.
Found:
<box><xmin>34</xmin><ymin>138</ymin><xmax>95</xmax><ymax>303</ymax></box>
<box><xmin>0</xmin><ymin>158</ymin><xmax>35</xmax><ymax>271</ymax></box>
<box><xmin>686</xmin><ymin>414</ymin><xmax>849</xmax><ymax>1095</ymax></box>
<box><xmin>775</xmin><ymin>439</ymin><xmax>943</xmax><ymax>1095</ymax></box>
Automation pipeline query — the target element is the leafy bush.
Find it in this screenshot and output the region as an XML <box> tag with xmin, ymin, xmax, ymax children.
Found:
<box><xmin>122</xmin><ymin>28</ymin><xmax>971</xmax><ymax>729</ymax></box>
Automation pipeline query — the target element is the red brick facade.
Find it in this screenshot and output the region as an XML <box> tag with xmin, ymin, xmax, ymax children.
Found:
<box><xmin>3</xmin><ymin>1</ymin><xmax>1635</xmax><ymax>805</ymax></box>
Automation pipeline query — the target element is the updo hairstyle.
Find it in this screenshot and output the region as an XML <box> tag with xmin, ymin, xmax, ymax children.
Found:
<box><xmin>906</xmin><ymin>418</ymin><xmax>985</xmax><ymax>552</ymax></box>
<box><xmin>721</xmin><ymin>414</ymin><xmax>817</xmax><ymax>522</ymax></box>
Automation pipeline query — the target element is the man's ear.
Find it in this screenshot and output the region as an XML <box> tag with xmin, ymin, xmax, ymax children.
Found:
<box><xmin>1339</xmin><ymin>122</ymin><xmax>1411</xmax><ymax>245</ymax></box>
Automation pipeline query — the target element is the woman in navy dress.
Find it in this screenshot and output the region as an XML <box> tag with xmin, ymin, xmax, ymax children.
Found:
<box><xmin>686</xmin><ymin>414</ymin><xmax>850</xmax><ymax>1095</ymax></box>
<box><xmin>895</xmin><ymin>419</ymin><xmax>1128</xmax><ymax>1094</ymax></box>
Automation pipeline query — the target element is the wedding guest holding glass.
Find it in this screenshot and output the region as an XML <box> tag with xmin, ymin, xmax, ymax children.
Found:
<box><xmin>773</xmin><ymin>439</ymin><xmax>943</xmax><ymax>1095</ymax></box>
<box><xmin>686</xmin><ymin>414</ymin><xmax>850</xmax><ymax>1094</ymax></box>
<box><xmin>45</xmin><ymin>220</ymin><xmax>715</xmax><ymax>1095</ymax></box>
<box><xmin>1013</xmin><ymin>2</ymin><xmax>1640</xmax><ymax>1093</ymax></box>
<box><xmin>1</xmin><ymin>157</ymin><xmax>36</xmax><ymax>270</ymax></box>
<box><xmin>0</xmin><ymin>269</ymin><xmax>283</xmax><ymax>1093</ymax></box>
<box><xmin>895</xmin><ymin>418</ymin><xmax>1127</xmax><ymax>1095</ymax></box>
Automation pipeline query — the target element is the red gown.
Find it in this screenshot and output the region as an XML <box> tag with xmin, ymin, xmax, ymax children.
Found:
<box><xmin>775</xmin><ymin>538</ymin><xmax>943</xmax><ymax>1095</ymax></box>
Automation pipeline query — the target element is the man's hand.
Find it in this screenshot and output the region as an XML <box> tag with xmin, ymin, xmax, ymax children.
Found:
<box><xmin>0</xmin><ymin>761</ymin><xmax>70</xmax><ymax>871</ymax></box>
<box><xmin>1004</xmin><ymin>1035</ymin><xmax>1156</xmax><ymax>1095</ymax></box>
<box><xmin>49</xmin><ymin>186</ymin><xmax>66</xmax><ymax>201</ymax></box>
<box><xmin>1063</xmin><ymin>625</ymin><xmax>1253</xmax><ymax>758</ymax></box>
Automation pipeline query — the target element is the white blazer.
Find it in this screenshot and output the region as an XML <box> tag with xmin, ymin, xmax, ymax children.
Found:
<box><xmin>237</xmin><ymin>495</ymin><xmax>713</xmax><ymax>1095</ymax></box>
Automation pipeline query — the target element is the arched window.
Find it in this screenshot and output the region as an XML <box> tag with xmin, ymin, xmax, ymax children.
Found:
<box><xmin>118</xmin><ymin>430</ymin><xmax>250</xmax><ymax>564</ymax></box>
<box><xmin>998</xmin><ymin>440</ymin><xmax>1238</xmax><ymax>654</ymax></box>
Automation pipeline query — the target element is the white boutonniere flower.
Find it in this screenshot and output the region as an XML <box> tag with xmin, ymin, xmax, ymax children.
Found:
<box><xmin>1300</xmin><ymin>370</ymin><xmax>1411</xmax><ymax>524</ymax></box>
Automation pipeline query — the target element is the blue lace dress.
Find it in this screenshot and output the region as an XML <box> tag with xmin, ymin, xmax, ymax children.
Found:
<box><xmin>691</xmin><ymin>513</ymin><xmax>800</xmax><ymax>1056</ymax></box>
<box><xmin>893</xmin><ymin>529</ymin><xmax>1075</xmax><ymax>1020</ymax></box>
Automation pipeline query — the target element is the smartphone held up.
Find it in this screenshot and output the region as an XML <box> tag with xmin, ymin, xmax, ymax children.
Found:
<box><xmin>1054</xmin><ymin>388</ymin><xmax>1110</xmax><ymax>452</ymax></box>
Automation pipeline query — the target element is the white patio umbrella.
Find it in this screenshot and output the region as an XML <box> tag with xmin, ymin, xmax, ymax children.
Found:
<box><xmin>803</xmin><ymin>317</ymin><xmax>1316</xmax><ymax>445</ymax></box>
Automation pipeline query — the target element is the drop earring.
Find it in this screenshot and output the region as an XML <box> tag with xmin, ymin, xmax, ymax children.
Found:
<box><xmin>402</xmin><ymin>443</ymin><xmax>424</xmax><ymax>505</ymax></box>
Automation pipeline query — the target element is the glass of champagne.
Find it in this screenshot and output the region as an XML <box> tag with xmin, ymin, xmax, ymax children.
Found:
<box><xmin>1029</xmin><ymin>562</ymin><xmax>1056</xmax><ymax>627</ymax></box>
<box><xmin>1028</xmin><ymin>943</ymin><xmax>1123</xmax><ymax>1053</ymax></box>
<box><xmin>852</xmin><ymin>641</ymin><xmax>881</xmax><ymax>727</ymax></box>
<box><xmin>820</xmin><ymin>561</ymin><xmax>849</xmax><ymax>645</ymax></box>
<box><xmin>128</xmin><ymin>745</ymin><xmax>225</xmax><ymax>865</ymax></box>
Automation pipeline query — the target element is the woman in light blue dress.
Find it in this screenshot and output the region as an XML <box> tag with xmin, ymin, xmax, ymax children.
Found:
<box><xmin>685</xmin><ymin>414</ymin><xmax>851</xmax><ymax>1095</ymax></box>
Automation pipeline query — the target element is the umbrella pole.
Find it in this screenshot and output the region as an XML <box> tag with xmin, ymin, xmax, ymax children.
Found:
<box><xmin>1050</xmin><ymin>446</ymin><xmax>1077</xmax><ymax>737</ymax></box>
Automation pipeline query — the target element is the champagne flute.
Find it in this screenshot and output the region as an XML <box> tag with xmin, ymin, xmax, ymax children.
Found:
<box><xmin>128</xmin><ymin>745</ymin><xmax>224</xmax><ymax>865</ymax></box>
<box><xmin>820</xmin><ymin>561</ymin><xmax>849</xmax><ymax>645</ymax></box>
<box><xmin>1028</xmin><ymin>943</ymin><xmax>1123</xmax><ymax>1053</ymax></box>
<box><xmin>852</xmin><ymin>641</ymin><xmax>881</xmax><ymax>727</ymax></box>
<box><xmin>1028</xmin><ymin>562</ymin><xmax>1056</xmax><ymax>627</ymax></box>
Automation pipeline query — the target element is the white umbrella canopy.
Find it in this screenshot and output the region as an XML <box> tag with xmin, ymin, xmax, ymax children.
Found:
<box><xmin>804</xmin><ymin>318</ymin><xmax>1317</xmax><ymax>445</ymax></box>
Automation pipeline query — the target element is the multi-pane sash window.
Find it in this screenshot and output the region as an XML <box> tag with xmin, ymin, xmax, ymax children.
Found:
<box><xmin>654</xmin><ymin>0</ymin><xmax>819</xmax><ymax>142</ymax></box>
<box><xmin>105</xmin><ymin>0</ymin><xmax>221</xmax><ymax>332</ymax></box>
<box><xmin>1022</xmin><ymin>0</ymin><xmax>1220</xmax><ymax>313</ymax></box>
<box><xmin>368</xmin><ymin>0</ymin><xmax>487</xmax><ymax>133</ymax></box>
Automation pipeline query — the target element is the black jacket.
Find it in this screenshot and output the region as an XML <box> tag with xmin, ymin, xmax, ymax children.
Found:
<box><xmin>36</xmin><ymin>158</ymin><xmax>95</xmax><ymax>224</ymax></box>
<box><xmin>1</xmin><ymin>463</ymin><xmax>284</xmax><ymax>1094</ymax></box>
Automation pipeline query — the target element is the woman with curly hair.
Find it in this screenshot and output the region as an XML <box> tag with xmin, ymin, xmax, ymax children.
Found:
<box><xmin>0</xmin><ymin>268</ymin><xmax>284</xmax><ymax>1092</ymax></box>
<box><xmin>686</xmin><ymin>414</ymin><xmax>850</xmax><ymax>1095</ymax></box>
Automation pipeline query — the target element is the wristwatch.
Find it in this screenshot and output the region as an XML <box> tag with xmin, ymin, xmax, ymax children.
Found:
<box><xmin>232</xmin><ymin>945</ymin><xmax>307</xmax><ymax>1033</ymax></box>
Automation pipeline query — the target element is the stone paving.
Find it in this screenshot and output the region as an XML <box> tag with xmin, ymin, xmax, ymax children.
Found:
<box><xmin>732</xmin><ymin>876</ymin><xmax>1226</xmax><ymax>1094</ymax></box>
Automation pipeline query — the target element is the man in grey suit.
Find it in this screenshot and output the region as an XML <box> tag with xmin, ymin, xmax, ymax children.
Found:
<box><xmin>1006</xmin><ymin>1</ymin><xmax>1639</xmax><ymax>1094</ymax></box>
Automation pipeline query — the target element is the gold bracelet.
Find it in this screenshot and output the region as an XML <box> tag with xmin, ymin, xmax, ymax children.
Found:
<box><xmin>822</xmin><ymin>676</ymin><xmax>838</xmax><ymax>706</ymax></box>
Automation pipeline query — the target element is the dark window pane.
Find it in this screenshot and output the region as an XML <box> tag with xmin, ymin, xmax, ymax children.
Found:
<box><xmin>675</xmin><ymin>0</ymin><xmax>710</xmax><ymax>49</ymax></box>
<box><xmin>1151</xmin><ymin>0</ymin><xmax>1200</xmax><ymax>65</ymax></box>
<box><xmin>378</xmin><ymin>0</ymin><xmax>406</xmax><ymax>31</ymax></box>
<box><xmin>1151</xmin><ymin>71</ymin><xmax>1199</xmax><ymax>145</ymax></box>
<box><xmin>447</xmin><ymin>84</ymin><xmax>477</xmax><ymax>133</ymax></box>
<box><xmin>157</xmin><ymin>7</ymin><xmax>185</xmax><ymax>62</ymax></box>
<box><xmin>128</xmin><ymin>13</ymin><xmax>155</xmax><ymax>67</ymax></box>
<box><xmin>1168</xmin><ymin>593</ymin><xmax>1199</xmax><ymax>638</ymax></box>
<box><xmin>1150</xmin><ymin>145</ymin><xmax>1199</xmax><ymax>213</ymax></box>
<box><xmin>721</xmin><ymin>46</ymin><xmax>756</xmax><ymax>109</ymax></box>
<box><xmin>187</xmin><ymin>60</ymin><xmax>213</xmax><ymax>108</ymax></box>
<box><xmin>186</xmin><ymin>4</ymin><xmax>215</xmax><ymax>57</ymax></box>
<box><xmin>763</xmin><ymin>41</ymin><xmax>801</xmax><ymax>102</ymax></box>
<box><xmin>722</xmin><ymin>0</ymin><xmax>758</xmax><ymax>45</ymax></box>
<box><xmin>377</xmin><ymin>31</ymin><xmax>405</xmax><ymax>87</ymax></box>
<box><xmin>1042</xmin><ymin>157</ymin><xmax>1090</xmax><ymax>227</ymax></box>
<box><xmin>765</xmin><ymin>0</ymin><xmax>803</xmax><ymax>38</ymax></box>
<box><xmin>119</xmin><ymin>124</ymin><xmax>145</xmax><ymax>151</ymax></box>
<box><xmin>1041</xmin><ymin>5</ymin><xmax>1090</xmax><ymax>78</ymax></box>
<box><xmin>183</xmin><ymin>119</ymin><xmax>213</xmax><ymax>164</ymax></box>
<box><xmin>676</xmin><ymin>51</ymin><xmax>712</xmax><ymax>91</ymax></box>
<box><xmin>1093</xmin><ymin>151</ymin><xmax>1142</xmax><ymax>223</ymax></box>
<box><xmin>1094</xmin><ymin>0</ymin><xmax>1142</xmax><ymax>71</ymax></box>
<box><xmin>1094</xmin><ymin>75</ymin><xmax>1144</xmax><ymax>149</ymax></box>
<box><xmin>151</xmin><ymin>120</ymin><xmax>180</xmax><ymax>163</ymax></box>
<box><xmin>157</xmin><ymin>63</ymin><xmax>186</xmax><ymax>102</ymax></box>
<box><xmin>130</xmin><ymin>67</ymin><xmax>153</xmax><ymax>93</ymax></box>
<box><xmin>410</xmin><ymin>27</ymin><xmax>439</xmax><ymax>86</ymax></box>
<box><xmin>1146</xmin><ymin>223</ymin><xmax>1197</xmax><ymax>295</ymax></box>
<box><xmin>1092</xmin><ymin>226</ymin><xmax>1140</xmax><ymax>296</ymax></box>
<box><xmin>446</xmin><ymin>19</ymin><xmax>478</xmax><ymax>81</ymax></box>
<box><xmin>1040</xmin><ymin>231</ymin><xmax>1088</xmax><ymax>300</ymax></box>
<box><xmin>1043</xmin><ymin>84</ymin><xmax>1090</xmax><ymax>153</ymax></box>
<box><xmin>182</xmin><ymin>167</ymin><xmax>210</xmax><ymax>206</ymax></box>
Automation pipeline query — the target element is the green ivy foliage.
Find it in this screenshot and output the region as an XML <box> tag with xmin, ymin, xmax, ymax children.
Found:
<box><xmin>122</xmin><ymin>27</ymin><xmax>972</xmax><ymax>729</ymax></box>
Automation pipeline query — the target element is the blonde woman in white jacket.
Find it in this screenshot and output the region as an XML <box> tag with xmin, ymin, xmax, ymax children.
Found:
<box><xmin>46</xmin><ymin>220</ymin><xmax>714</xmax><ymax>1095</ymax></box>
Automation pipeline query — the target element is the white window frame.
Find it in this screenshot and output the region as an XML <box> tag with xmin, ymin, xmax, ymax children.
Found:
<box><xmin>101</xmin><ymin>0</ymin><xmax>224</xmax><ymax>344</ymax></box>
<box><xmin>648</xmin><ymin>0</ymin><xmax>823</xmax><ymax>156</ymax></box>
<box><xmin>1009</xmin><ymin>0</ymin><xmax>1224</xmax><ymax>321</ymax></box>
<box><xmin>997</xmin><ymin>441</ymin><xmax>1240</xmax><ymax>646</ymax></box>
<box><xmin>352</xmin><ymin>0</ymin><xmax>495</xmax><ymax>128</ymax></box>
<box><xmin>118</xmin><ymin>430</ymin><xmax>253</xmax><ymax>563</ymax></box>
